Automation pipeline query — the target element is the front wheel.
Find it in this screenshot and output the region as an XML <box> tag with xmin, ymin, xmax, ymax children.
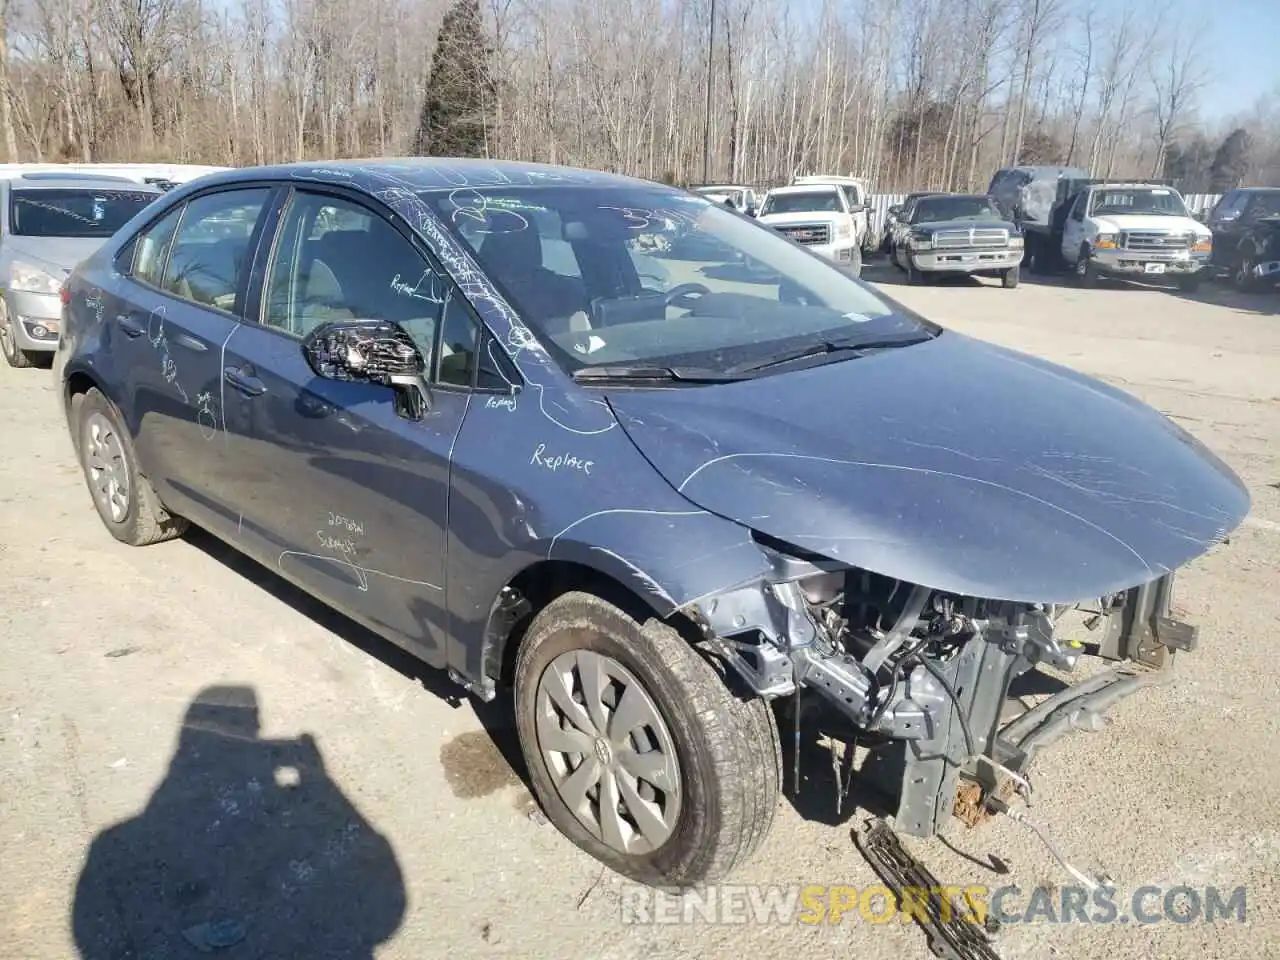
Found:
<box><xmin>1234</xmin><ymin>256</ymin><xmax>1258</xmax><ymax>292</ymax></box>
<box><xmin>1074</xmin><ymin>247</ymin><xmax>1099</xmax><ymax>288</ymax></box>
<box><xmin>0</xmin><ymin>305</ymin><xmax>34</xmax><ymax>369</ymax></box>
<box><xmin>514</xmin><ymin>592</ymin><xmax>781</xmax><ymax>887</ymax></box>
<box><xmin>1177</xmin><ymin>272</ymin><xmax>1203</xmax><ymax>293</ymax></box>
<box><xmin>907</xmin><ymin>262</ymin><xmax>927</xmax><ymax>285</ymax></box>
<box><xmin>1001</xmin><ymin>265</ymin><xmax>1021</xmax><ymax>289</ymax></box>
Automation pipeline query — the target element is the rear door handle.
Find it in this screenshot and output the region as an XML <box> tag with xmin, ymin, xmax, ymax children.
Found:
<box><xmin>117</xmin><ymin>315</ymin><xmax>146</xmax><ymax>338</ymax></box>
<box><xmin>224</xmin><ymin>366</ymin><xmax>268</xmax><ymax>397</ymax></box>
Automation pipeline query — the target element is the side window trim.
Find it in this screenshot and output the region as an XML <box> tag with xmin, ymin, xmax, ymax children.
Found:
<box><xmin>251</xmin><ymin>183</ymin><xmax>522</xmax><ymax>394</ymax></box>
<box><xmin>124</xmin><ymin>184</ymin><xmax>279</xmax><ymax>322</ymax></box>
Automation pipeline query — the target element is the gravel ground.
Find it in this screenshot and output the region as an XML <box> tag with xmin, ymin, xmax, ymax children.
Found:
<box><xmin>2</xmin><ymin>265</ymin><xmax>1278</xmax><ymax>959</ymax></box>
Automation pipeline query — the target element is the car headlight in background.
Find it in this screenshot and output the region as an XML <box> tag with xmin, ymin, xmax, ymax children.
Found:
<box><xmin>1008</xmin><ymin>236</ymin><xmax>1024</xmax><ymax>249</ymax></box>
<box><xmin>1192</xmin><ymin>236</ymin><xmax>1212</xmax><ymax>254</ymax></box>
<box><xmin>834</xmin><ymin>221</ymin><xmax>852</xmax><ymax>239</ymax></box>
<box><xmin>1094</xmin><ymin>233</ymin><xmax>1119</xmax><ymax>250</ymax></box>
<box><xmin>8</xmin><ymin>261</ymin><xmax>63</xmax><ymax>295</ymax></box>
<box><xmin>909</xmin><ymin>230</ymin><xmax>933</xmax><ymax>250</ymax></box>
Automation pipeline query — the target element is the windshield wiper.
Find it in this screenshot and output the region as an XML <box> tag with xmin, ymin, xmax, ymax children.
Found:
<box><xmin>726</xmin><ymin>333</ymin><xmax>937</xmax><ymax>375</ymax></box>
<box><xmin>572</xmin><ymin>364</ymin><xmax>745</xmax><ymax>383</ymax></box>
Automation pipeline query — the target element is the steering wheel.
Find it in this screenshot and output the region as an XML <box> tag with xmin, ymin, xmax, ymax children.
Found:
<box><xmin>665</xmin><ymin>282</ymin><xmax>711</xmax><ymax>310</ymax></box>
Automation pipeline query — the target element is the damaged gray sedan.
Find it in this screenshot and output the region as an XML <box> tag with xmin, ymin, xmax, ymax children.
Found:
<box><xmin>57</xmin><ymin>160</ymin><xmax>1250</xmax><ymax>889</ymax></box>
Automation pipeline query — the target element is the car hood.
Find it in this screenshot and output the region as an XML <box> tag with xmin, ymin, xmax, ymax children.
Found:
<box><xmin>606</xmin><ymin>332</ymin><xmax>1250</xmax><ymax>604</ymax></box>
<box><xmin>1095</xmin><ymin>214</ymin><xmax>1208</xmax><ymax>237</ymax></box>
<box><xmin>914</xmin><ymin>220</ymin><xmax>1015</xmax><ymax>233</ymax></box>
<box><xmin>2</xmin><ymin>236</ymin><xmax>105</xmax><ymax>275</ymax></box>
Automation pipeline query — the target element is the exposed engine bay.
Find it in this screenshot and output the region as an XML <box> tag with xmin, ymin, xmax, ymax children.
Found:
<box><xmin>686</xmin><ymin>533</ymin><xmax>1199</xmax><ymax>838</ymax></box>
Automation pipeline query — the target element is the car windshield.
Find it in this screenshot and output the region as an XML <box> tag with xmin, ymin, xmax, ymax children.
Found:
<box><xmin>424</xmin><ymin>185</ymin><xmax>933</xmax><ymax>376</ymax></box>
<box><xmin>761</xmin><ymin>190</ymin><xmax>842</xmax><ymax>215</ymax></box>
<box><xmin>9</xmin><ymin>188</ymin><xmax>157</xmax><ymax>238</ymax></box>
<box><xmin>913</xmin><ymin>196</ymin><xmax>1001</xmax><ymax>222</ymax></box>
<box><xmin>1091</xmin><ymin>188</ymin><xmax>1189</xmax><ymax>217</ymax></box>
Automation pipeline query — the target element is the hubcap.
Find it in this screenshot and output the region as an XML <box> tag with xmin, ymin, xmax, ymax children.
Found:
<box><xmin>83</xmin><ymin>412</ymin><xmax>131</xmax><ymax>523</ymax></box>
<box><xmin>535</xmin><ymin>647</ymin><xmax>682</xmax><ymax>855</ymax></box>
<box><xmin>1077</xmin><ymin>258</ymin><xmax>1088</xmax><ymax>276</ymax></box>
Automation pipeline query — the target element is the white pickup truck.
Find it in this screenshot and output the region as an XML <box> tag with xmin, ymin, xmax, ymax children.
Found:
<box><xmin>1061</xmin><ymin>182</ymin><xmax>1213</xmax><ymax>291</ymax></box>
<box><xmin>758</xmin><ymin>182</ymin><xmax>866</xmax><ymax>273</ymax></box>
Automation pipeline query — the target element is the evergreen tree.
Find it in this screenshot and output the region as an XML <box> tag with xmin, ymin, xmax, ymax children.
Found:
<box><xmin>412</xmin><ymin>0</ymin><xmax>494</xmax><ymax>158</ymax></box>
<box><xmin>1208</xmin><ymin>128</ymin><xmax>1252</xmax><ymax>193</ymax></box>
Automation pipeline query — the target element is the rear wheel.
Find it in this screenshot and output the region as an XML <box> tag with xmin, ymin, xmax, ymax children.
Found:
<box><xmin>74</xmin><ymin>388</ymin><xmax>188</xmax><ymax>546</ymax></box>
<box><xmin>513</xmin><ymin>591</ymin><xmax>781</xmax><ymax>887</ymax></box>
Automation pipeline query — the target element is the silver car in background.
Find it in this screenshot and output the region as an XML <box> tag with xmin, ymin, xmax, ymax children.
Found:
<box><xmin>1</xmin><ymin>173</ymin><xmax>163</xmax><ymax>368</ymax></box>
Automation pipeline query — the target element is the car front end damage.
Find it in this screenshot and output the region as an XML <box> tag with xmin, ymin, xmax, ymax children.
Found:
<box><xmin>682</xmin><ymin>537</ymin><xmax>1201</xmax><ymax>838</ymax></box>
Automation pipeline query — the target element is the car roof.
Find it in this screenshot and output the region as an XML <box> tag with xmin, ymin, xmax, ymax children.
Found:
<box><xmin>768</xmin><ymin>183</ymin><xmax>841</xmax><ymax>194</ymax></box>
<box><xmin>1088</xmin><ymin>182</ymin><xmax>1180</xmax><ymax>191</ymax></box>
<box><xmin>165</xmin><ymin>158</ymin><xmax>648</xmax><ymax>195</ymax></box>
<box><xmin>915</xmin><ymin>193</ymin><xmax>992</xmax><ymax>202</ymax></box>
<box><xmin>4</xmin><ymin>173</ymin><xmax>163</xmax><ymax>192</ymax></box>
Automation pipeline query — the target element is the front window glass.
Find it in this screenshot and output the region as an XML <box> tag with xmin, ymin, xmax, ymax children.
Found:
<box><xmin>425</xmin><ymin>185</ymin><xmax>932</xmax><ymax>375</ymax></box>
<box><xmin>1090</xmin><ymin>188</ymin><xmax>1190</xmax><ymax>217</ymax></box>
<box><xmin>10</xmin><ymin>189</ymin><xmax>158</xmax><ymax>238</ymax></box>
<box><xmin>760</xmin><ymin>190</ymin><xmax>842</xmax><ymax>215</ymax></box>
<box><xmin>912</xmin><ymin>196</ymin><xmax>1003</xmax><ymax>223</ymax></box>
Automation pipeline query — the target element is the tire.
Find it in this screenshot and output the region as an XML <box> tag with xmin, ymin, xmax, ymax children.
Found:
<box><xmin>0</xmin><ymin>305</ymin><xmax>34</xmax><ymax>369</ymax></box>
<box><xmin>1234</xmin><ymin>256</ymin><xmax>1258</xmax><ymax>292</ymax></box>
<box><xmin>847</xmin><ymin>244</ymin><xmax>863</xmax><ymax>277</ymax></box>
<box><xmin>1177</xmin><ymin>272</ymin><xmax>1202</xmax><ymax>293</ymax></box>
<box><xmin>1001</xmin><ymin>265</ymin><xmax>1020</xmax><ymax>289</ymax></box>
<box><xmin>74</xmin><ymin>388</ymin><xmax>188</xmax><ymax>546</ymax></box>
<box><xmin>513</xmin><ymin>591</ymin><xmax>781</xmax><ymax>887</ymax></box>
<box><xmin>1074</xmin><ymin>246</ymin><xmax>1099</xmax><ymax>288</ymax></box>
<box><xmin>907</xmin><ymin>262</ymin><xmax>926</xmax><ymax>285</ymax></box>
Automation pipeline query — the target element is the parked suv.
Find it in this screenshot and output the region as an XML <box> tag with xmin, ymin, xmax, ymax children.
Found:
<box><xmin>55</xmin><ymin>159</ymin><xmax>1247</xmax><ymax>888</ymax></box>
<box><xmin>1</xmin><ymin>172</ymin><xmax>162</xmax><ymax>367</ymax></box>
<box><xmin>1206</xmin><ymin>187</ymin><xmax>1280</xmax><ymax>286</ymax></box>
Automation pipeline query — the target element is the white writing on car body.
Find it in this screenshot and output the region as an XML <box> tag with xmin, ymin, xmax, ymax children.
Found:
<box><xmin>531</xmin><ymin>443</ymin><xmax>594</xmax><ymax>476</ymax></box>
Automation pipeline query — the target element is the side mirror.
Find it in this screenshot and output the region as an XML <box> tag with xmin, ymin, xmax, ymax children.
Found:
<box><xmin>301</xmin><ymin>319</ymin><xmax>431</xmax><ymax>420</ymax></box>
<box><xmin>888</xmin><ymin>205</ymin><xmax>902</xmax><ymax>216</ymax></box>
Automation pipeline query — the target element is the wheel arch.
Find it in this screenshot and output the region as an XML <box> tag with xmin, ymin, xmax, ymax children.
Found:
<box><xmin>478</xmin><ymin>557</ymin><xmax>705</xmax><ymax>695</ymax></box>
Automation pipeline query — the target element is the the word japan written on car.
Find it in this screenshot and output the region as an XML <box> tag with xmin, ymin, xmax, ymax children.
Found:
<box><xmin>55</xmin><ymin>159</ymin><xmax>1249</xmax><ymax>893</ymax></box>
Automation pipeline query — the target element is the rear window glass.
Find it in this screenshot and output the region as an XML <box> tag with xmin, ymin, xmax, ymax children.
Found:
<box><xmin>9</xmin><ymin>189</ymin><xmax>158</xmax><ymax>238</ymax></box>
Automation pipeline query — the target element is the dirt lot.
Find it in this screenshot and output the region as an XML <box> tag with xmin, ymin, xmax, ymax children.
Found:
<box><xmin>2</xmin><ymin>267</ymin><xmax>1279</xmax><ymax>959</ymax></box>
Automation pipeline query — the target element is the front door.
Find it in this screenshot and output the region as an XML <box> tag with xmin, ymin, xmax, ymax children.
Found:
<box><xmin>220</xmin><ymin>188</ymin><xmax>484</xmax><ymax>664</ymax></box>
<box><xmin>1061</xmin><ymin>192</ymin><xmax>1088</xmax><ymax>262</ymax></box>
<box><xmin>106</xmin><ymin>186</ymin><xmax>276</xmax><ymax>535</ymax></box>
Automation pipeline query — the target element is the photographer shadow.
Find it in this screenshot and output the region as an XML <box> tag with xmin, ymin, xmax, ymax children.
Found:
<box><xmin>71</xmin><ymin>685</ymin><xmax>406</xmax><ymax>960</ymax></box>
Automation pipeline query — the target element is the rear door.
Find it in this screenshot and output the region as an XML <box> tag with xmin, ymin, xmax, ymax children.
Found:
<box><xmin>106</xmin><ymin>185</ymin><xmax>277</xmax><ymax>535</ymax></box>
<box><xmin>218</xmin><ymin>186</ymin><xmax>499</xmax><ymax>664</ymax></box>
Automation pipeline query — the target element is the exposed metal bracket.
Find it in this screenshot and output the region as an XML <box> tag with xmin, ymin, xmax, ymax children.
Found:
<box><xmin>1096</xmin><ymin>573</ymin><xmax>1195</xmax><ymax>668</ymax></box>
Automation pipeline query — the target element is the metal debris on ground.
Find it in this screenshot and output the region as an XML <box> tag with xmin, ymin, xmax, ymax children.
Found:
<box><xmin>853</xmin><ymin>819</ymin><xmax>1003</xmax><ymax>960</ymax></box>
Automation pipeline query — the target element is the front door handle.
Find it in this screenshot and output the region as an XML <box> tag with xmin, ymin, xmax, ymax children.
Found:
<box><xmin>224</xmin><ymin>366</ymin><xmax>267</xmax><ymax>397</ymax></box>
<box><xmin>117</xmin><ymin>315</ymin><xmax>146</xmax><ymax>338</ymax></box>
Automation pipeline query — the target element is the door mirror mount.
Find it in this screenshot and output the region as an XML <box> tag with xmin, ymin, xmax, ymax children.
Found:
<box><xmin>301</xmin><ymin>319</ymin><xmax>432</xmax><ymax>421</ymax></box>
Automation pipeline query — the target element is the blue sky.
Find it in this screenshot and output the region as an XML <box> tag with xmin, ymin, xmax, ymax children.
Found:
<box><xmin>1197</xmin><ymin>0</ymin><xmax>1279</xmax><ymax>118</ymax></box>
